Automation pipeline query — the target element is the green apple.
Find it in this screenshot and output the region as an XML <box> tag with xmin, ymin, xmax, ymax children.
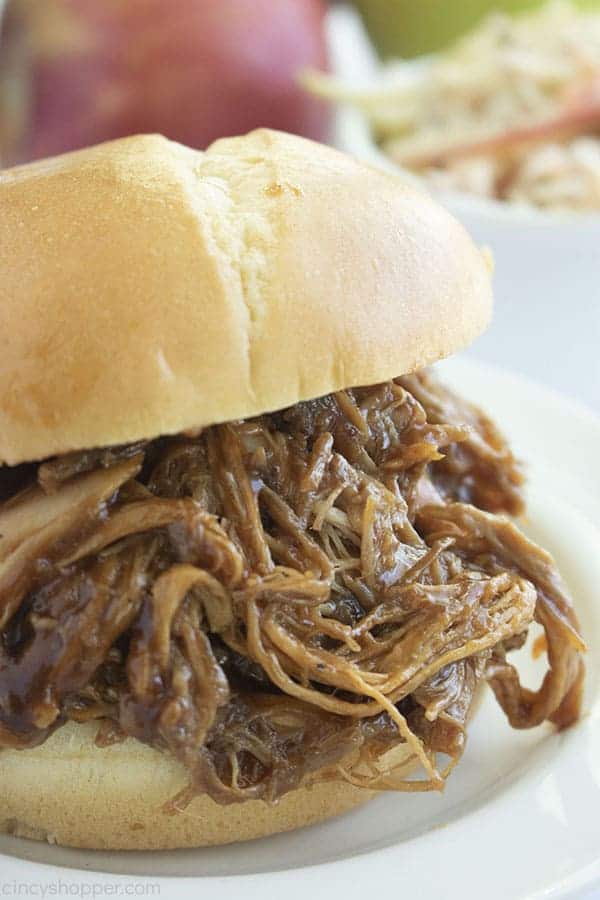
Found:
<box><xmin>352</xmin><ymin>0</ymin><xmax>600</xmax><ymax>58</ymax></box>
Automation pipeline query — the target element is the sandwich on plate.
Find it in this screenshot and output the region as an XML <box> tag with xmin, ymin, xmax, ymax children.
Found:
<box><xmin>0</xmin><ymin>129</ymin><xmax>584</xmax><ymax>849</ymax></box>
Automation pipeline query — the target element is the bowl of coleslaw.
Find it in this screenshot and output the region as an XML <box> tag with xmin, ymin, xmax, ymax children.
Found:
<box><xmin>310</xmin><ymin>2</ymin><xmax>600</xmax><ymax>403</ymax></box>
<box><xmin>317</xmin><ymin>1</ymin><xmax>600</xmax><ymax>215</ymax></box>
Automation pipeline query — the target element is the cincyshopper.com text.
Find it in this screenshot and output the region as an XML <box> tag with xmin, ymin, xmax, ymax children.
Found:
<box><xmin>1</xmin><ymin>881</ymin><xmax>161</xmax><ymax>898</ymax></box>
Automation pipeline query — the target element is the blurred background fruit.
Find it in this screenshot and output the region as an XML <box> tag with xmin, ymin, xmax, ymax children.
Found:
<box><xmin>352</xmin><ymin>0</ymin><xmax>600</xmax><ymax>58</ymax></box>
<box><xmin>0</xmin><ymin>0</ymin><xmax>329</xmax><ymax>165</ymax></box>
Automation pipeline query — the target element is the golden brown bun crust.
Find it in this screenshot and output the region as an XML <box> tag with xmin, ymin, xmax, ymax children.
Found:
<box><xmin>0</xmin><ymin>129</ymin><xmax>492</xmax><ymax>465</ymax></box>
<box><xmin>0</xmin><ymin>723</ymin><xmax>374</xmax><ymax>850</ymax></box>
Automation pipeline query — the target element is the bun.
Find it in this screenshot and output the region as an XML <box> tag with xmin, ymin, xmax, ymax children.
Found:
<box><xmin>0</xmin><ymin>129</ymin><xmax>492</xmax><ymax>466</ymax></box>
<box><xmin>0</xmin><ymin>722</ymin><xmax>383</xmax><ymax>850</ymax></box>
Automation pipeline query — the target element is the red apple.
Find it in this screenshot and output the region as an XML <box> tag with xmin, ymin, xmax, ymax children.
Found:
<box><xmin>0</xmin><ymin>0</ymin><xmax>330</xmax><ymax>164</ymax></box>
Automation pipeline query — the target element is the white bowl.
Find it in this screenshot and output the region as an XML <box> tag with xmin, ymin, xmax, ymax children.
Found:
<box><xmin>327</xmin><ymin>7</ymin><xmax>600</xmax><ymax>413</ymax></box>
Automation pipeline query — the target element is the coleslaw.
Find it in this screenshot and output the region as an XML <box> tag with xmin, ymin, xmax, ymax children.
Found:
<box><xmin>308</xmin><ymin>2</ymin><xmax>600</xmax><ymax>211</ymax></box>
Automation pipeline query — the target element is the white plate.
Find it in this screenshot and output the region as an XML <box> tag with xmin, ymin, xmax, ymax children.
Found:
<box><xmin>1</xmin><ymin>358</ymin><xmax>600</xmax><ymax>899</ymax></box>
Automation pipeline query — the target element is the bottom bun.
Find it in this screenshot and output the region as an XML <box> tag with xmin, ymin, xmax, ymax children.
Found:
<box><xmin>0</xmin><ymin>722</ymin><xmax>380</xmax><ymax>850</ymax></box>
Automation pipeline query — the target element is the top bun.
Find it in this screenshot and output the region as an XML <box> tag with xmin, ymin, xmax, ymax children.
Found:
<box><xmin>0</xmin><ymin>130</ymin><xmax>492</xmax><ymax>466</ymax></box>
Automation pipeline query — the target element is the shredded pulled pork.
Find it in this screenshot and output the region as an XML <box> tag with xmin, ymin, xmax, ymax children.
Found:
<box><xmin>0</xmin><ymin>371</ymin><xmax>584</xmax><ymax>806</ymax></box>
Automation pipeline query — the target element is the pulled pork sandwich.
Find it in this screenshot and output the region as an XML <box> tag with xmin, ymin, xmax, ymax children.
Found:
<box><xmin>0</xmin><ymin>130</ymin><xmax>584</xmax><ymax>850</ymax></box>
